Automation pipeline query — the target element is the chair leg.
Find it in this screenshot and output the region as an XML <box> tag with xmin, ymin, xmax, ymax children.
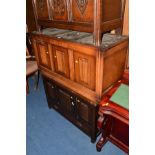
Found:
<box><xmin>34</xmin><ymin>71</ymin><xmax>40</xmax><ymax>90</ymax></box>
<box><xmin>26</xmin><ymin>79</ymin><xmax>29</xmax><ymax>94</ymax></box>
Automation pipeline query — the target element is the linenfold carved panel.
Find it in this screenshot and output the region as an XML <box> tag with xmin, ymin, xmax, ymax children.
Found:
<box><xmin>76</xmin><ymin>0</ymin><xmax>88</xmax><ymax>14</ymax></box>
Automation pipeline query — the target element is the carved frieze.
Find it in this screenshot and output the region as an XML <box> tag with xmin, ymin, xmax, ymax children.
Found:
<box><xmin>76</xmin><ymin>0</ymin><xmax>88</xmax><ymax>14</ymax></box>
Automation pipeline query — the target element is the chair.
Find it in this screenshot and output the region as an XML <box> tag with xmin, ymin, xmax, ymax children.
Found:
<box><xmin>26</xmin><ymin>38</ymin><xmax>39</xmax><ymax>94</ymax></box>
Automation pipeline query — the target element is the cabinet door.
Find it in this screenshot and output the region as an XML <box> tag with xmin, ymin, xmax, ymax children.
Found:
<box><xmin>43</xmin><ymin>77</ymin><xmax>58</xmax><ymax>108</ymax></box>
<box><xmin>35</xmin><ymin>0</ymin><xmax>50</xmax><ymax>20</ymax></box>
<box><xmin>76</xmin><ymin>98</ymin><xmax>91</xmax><ymax>125</ymax></box>
<box><xmin>52</xmin><ymin>46</ymin><xmax>70</xmax><ymax>78</ymax></box>
<box><xmin>57</xmin><ymin>88</ymin><xmax>76</xmax><ymax>115</ymax></box>
<box><xmin>73</xmin><ymin>51</ymin><xmax>96</xmax><ymax>90</ymax></box>
<box><xmin>36</xmin><ymin>40</ymin><xmax>51</xmax><ymax>69</ymax></box>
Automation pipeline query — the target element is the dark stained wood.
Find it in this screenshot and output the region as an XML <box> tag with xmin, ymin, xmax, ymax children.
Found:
<box><xmin>96</xmin><ymin>71</ymin><xmax>129</xmax><ymax>153</ymax></box>
<box><xmin>42</xmin><ymin>75</ymin><xmax>99</xmax><ymax>142</ymax></box>
<box><xmin>26</xmin><ymin>0</ymin><xmax>37</xmax><ymax>32</ymax></box>
<box><xmin>32</xmin><ymin>0</ymin><xmax>126</xmax><ymax>45</ymax></box>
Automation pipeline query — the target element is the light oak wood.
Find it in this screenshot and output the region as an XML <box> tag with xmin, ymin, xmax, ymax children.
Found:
<box><xmin>31</xmin><ymin>30</ymin><xmax>128</xmax><ymax>104</ymax></box>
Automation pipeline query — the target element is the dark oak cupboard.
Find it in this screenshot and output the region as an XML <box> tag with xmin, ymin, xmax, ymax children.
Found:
<box><xmin>43</xmin><ymin>75</ymin><xmax>98</xmax><ymax>142</ymax></box>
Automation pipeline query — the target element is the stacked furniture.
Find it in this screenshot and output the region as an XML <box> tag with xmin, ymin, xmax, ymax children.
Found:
<box><xmin>30</xmin><ymin>0</ymin><xmax>128</xmax><ymax>143</ymax></box>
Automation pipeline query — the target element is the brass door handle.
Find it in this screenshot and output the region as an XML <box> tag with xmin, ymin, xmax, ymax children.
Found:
<box><xmin>75</xmin><ymin>60</ymin><xmax>78</xmax><ymax>63</ymax></box>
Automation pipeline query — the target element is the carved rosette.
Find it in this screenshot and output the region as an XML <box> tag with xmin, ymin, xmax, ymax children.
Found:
<box><xmin>76</xmin><ymin>0</ymin><xmax>88</xmax><ymax>14</ymax></box>
<box><xmin>52</xmin><ymin>0</ymin><xmax>65</xmax><ymax>16</ymax></box>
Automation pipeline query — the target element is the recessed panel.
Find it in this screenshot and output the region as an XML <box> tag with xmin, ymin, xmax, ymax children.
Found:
<box><xmin>72</xmin><ymin>0</ymin><xmax>94</xmax><ymax>22</ymax></box>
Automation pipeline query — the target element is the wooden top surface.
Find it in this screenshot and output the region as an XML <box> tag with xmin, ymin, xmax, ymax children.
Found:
<box><xmin>99</xmin><ymin>71</ymin><xmax>129</xmax><ymax>121</ymax></box>
<box><xmin>32</xmin><ymin>28</ymin><xmax>128</xmax><ymax>50</ymax></box>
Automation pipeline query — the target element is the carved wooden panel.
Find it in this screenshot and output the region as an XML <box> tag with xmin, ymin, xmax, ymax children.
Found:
<box><xmin>102</xmin><ymin>0</ymin><xmax>122</xmax><ymax>22</ymax></box>
<box><xmin>77</xmin><ymin>99</ymin><xmax>89</xmax><ymax>122</ymax></box>
<box><xmin>72</xmin><ymin>0</ymin><xmax>93</xmax><ymax>22</ymax></box>
<box><xmin>49</xmin><ymin>0</ymin><xmax>68</xmax><ymax>21</ymax></box>
<box><xmin>73</xmin><ymin>51</ymin><xmax>96</xmax><ymax>90</ymax></box>
<box><xmin>52</xmin><ymin>46</ymin><xmax>70</xmax><ymax>78</ymax></box>
<box><xmin>35</xmin><ymin>0</ymin><xmax>50</xmax><ymax>20</ymax></box>
<box><xmin>36</xmin><ymin>40</ymin><xmax>51</xmax><ymax>69</ymax></box>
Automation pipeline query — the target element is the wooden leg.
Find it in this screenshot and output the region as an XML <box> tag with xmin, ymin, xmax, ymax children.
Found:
<box><xmin>96</xmin><ymin>116</ymin><xmax>112</xmax><ymax>152</ymax></box>
<box><xmin>34</xmin><ymin>71</ymin><xmax>40</xmax><ymax>90</ymax></box>
<box><xmin>26</xmin><ymin>79</ymin><xmax>29</xmax><ymax>94</ymax></box>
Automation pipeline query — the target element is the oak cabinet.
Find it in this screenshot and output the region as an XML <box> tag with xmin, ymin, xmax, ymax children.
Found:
<box><xmin>32</xmin><ymin>28</ymin><xmax>128</xmax><ymax>103</ymax></box>
<box><xmin>32</xmin><ymin>28</ymin><xmax>128</xmax><ymax>143</ymax></box>
<box><xmin>42</xmin><ymin>75</ymin><xmax>98</xmax><ymax>142</ymax></box>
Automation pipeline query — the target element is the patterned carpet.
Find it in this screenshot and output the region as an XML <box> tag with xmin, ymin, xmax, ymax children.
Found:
<box><xmin>26</xmin><ymin>75</ymin><xmax>127</xmax><ymax>155</ymax></box>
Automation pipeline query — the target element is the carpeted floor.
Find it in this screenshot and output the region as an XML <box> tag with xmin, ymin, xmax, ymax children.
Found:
<box><xmin>26</xmin><ymin>76</ymin><xmax>127</xmax><ymax>155</ymax></box>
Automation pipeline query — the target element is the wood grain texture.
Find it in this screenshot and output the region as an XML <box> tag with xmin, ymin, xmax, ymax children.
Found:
<box><xmin>122</xmin><ymin>0</ymin><xmax>129</xmax><ymax>35</ymax></box>
<box><xmin>31</xmin><ymin>30</ymin><xmax>128</xmax><ymax>103</ymax></box>
<box><xmin>32</xmin><ymin>0</ymin><xmax>125</xmax><ymax>44</ymax></box>
<box><xmin>52</xmin><ymin>45</ymin><xmax>70</xmax><ymax>78</ymax></box>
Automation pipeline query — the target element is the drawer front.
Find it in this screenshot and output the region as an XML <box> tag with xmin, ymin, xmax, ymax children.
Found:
<box><xmin>52</xmin><ymin>45</ymin><xmax>70</xmax><ymax>78</ymax></box>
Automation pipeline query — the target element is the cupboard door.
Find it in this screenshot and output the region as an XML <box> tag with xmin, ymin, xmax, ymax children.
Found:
<box><xmin>36</xmin><ymin>40</ymin><xmax>51</xmax><ymax>69</ymax></box>
<box><xmin>49</xmin><ymin>0</ymin><xmax>68</xmax><ymax>21</ymax></box>
<box><xmin>35</xmin><ymin>0</ymin><xmax>50</xmax><ymax>20</ymax></box>
<box><xmin>43</xmin><ymin>77</ymin><xmax>58</xmax><ymax>108</ymax></box>
<box><xmin>58</xmin><ymin>88</ymin><xmax>75</xmax><ymax>115</ymax></box>
<box><xmin>73</xmin><ymin>52</ymin><xmax>96</xmax><ymax>90</ymax></box>
<box><xmin>76</xmin><ymin>98</ymin><xmax>90</xmax><ymax>124</ymax></box>
<box><xmin>52</xmin><ymin>46</ymin><xmax>70</xmax><ymax>78</ymax></box>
